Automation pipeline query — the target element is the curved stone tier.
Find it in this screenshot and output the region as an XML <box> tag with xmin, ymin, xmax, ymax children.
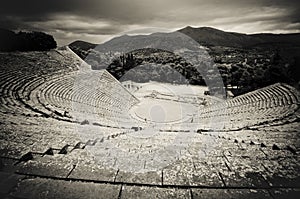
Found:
<box><xmin>194</xmin><ymin>83</ymin><xmax>300</xmax><ymax>131</ymax></box>
<box><xmin>0</xmin><ymin>50</ymin><xmax>139</xmax><ymax>127</ymax></box>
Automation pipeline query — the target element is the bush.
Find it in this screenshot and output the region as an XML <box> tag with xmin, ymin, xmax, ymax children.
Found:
<box><xmin>0</xmin><ymin>29</ymin><xmax>57</xmax><ymax>51</ymax></box>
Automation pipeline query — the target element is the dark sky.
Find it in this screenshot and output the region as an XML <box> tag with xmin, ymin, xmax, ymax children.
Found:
<box><xmin>1</xmin><ymin>0</ymin><xmax>300</xmax><ymax>46</ymax></box>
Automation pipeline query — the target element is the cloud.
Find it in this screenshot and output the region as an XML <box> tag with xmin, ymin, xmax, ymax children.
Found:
<box><xmin>1</xmin><ymin>0</ymin><xmax>299</xmax><ymax>45</ymax></box>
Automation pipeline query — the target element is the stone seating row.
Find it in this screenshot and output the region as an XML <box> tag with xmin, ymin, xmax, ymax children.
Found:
<box><xmin>194</xmin><ymin>83</ymin><xmax>299</xmax><ymax>130</ymax></box>
<box><xmin>0</xmin><ymin>49</ymin><xmax>139</xmax><ymax>127</ymax></box>
<box><xmin>23</xmin><ymin>70</ymin><xmax>139</xmax><ymax>125</ymax></box>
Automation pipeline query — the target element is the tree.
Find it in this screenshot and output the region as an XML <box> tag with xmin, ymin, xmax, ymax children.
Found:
<box><xmin>0</xmin><ymin>29</ymin><xmax>57</xmax><ymax>51</ymax></box>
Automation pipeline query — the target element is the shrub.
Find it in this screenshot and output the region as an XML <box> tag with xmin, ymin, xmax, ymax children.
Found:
<box><xmin>0</xmin><ymin>29</ymin><xmax>57</xmax><ymax>51</ymax></box>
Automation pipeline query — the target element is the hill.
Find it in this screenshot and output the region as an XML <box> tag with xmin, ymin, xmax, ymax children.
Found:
<box><xmin>67</xmin><ymin>27</ymin><xmax>300</xmax><ymax>92</ymax></box>
<box><xmin>178</xmin><ymin>26</ymin><xmax>300</xmax><ymax>48</ymax></box>
<box><xmin>69</xmin><ymin>40</ymin><xmax>97</xmax><ymax>59</ymax></box>
<box><xmin>68</xmin><ymin>32</ymin><xmax>209</xmax><ymax>84</ymax></box>
<box><xmin>68</xmin><ymin>26</ymin><xmax>300</xmax><ymax>55</ymax></box>
<box><xmin>69</xmin><ymin>40</ymin><xmax>97</xmax><ymax>51</ymax></box>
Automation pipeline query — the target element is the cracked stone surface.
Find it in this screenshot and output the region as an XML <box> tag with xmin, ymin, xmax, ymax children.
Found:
<box><xmin>10</xmin><ymin>178</ymin><xmax>121</xmax><ymax>199</ymax></box>
<box><xmin>0</xmin><ymin>50</ymin><xmax>300</xmax><ymax>198</ymax></box>
<box><xmin>120</xmin><ymin>186</ymin><xmax>191</xmax><ymax>199</ymax></box>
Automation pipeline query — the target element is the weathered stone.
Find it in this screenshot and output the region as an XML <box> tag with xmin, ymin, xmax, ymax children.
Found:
<box><xmin>192</xmin><ymin>161</ymin><xmax>224</xmax><ymax>187</ymax></box>
<box><xmin>192</xmin><ymin>189</ymin><xmax>231</xmax><ymax>199</ymax></box>
<box><xmin>115</xmin><ymin>170</ymin><xmax>162</xmax><ymax>185</ymax></box>
<box><xmin>260</xmin><ymin>148</ymin><xmax>294</xmax><ymax>159</ymax></box>
<box><xmin>262</xmin><ymin>158</ymin><xmax>300</xmax><ymax>187</ymax></box>
<box><xmin>0</xmin><ymin>158</ymin><xmax>19</xmax><ymax>173</ymax></box>
<box><xmin>270</xmin><ymin>188</ymin><xmax>300</xmax><ymax>199</ymax></box>
<box><xmin>221</xmin><ymin>171</ymin><xmax>269</xmax><ymax>188</ymax></box>
<box><xmin>120</xmin><ymin>185</ymin><xmax>190</xmax><ymax>199</ymax></box>
<box><xmin>1</xmin><ymin>54</ymin><xmax>300</xmax><ymax>199</ymax></box>
<box><xmin>229</xmin><ymin>189</ymin><xmax>272</xmax><ymax>198</ymax></box>
<box><xmin>0</xmin><ymin>172</ymin><xmax>24</xmax><ymax>195</ymax></box>
<box><xmin>68</xmin><ymin>163</ymin><xmax>117</xmax><ymax>182</ymax></box>
<box><xmin>162</xmin><ymin>159</ymin><xmax>195</xmax><ymax>186</ymax></box>
<box><xmin>266</xmin><ymin>174</ymin><xmax>300</xmax><ymax>188</ymax></box>
<box><xmin>0</xmin><ymin>142</ymin><xmax>31</xmax><ymax>159</ymax></box>
<box><xmin>11</xmin><ymin>177</ymin><xmax>120</xmax><ymax>199</ymax></box>
<box><xmin>16</xmin><ymin>154</ymin><xmax>74</xmax><ymax>178</ymax></box>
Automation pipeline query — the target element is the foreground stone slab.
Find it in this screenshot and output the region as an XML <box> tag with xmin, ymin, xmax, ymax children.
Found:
<box><xmin>162</xmin><ymin>157</ymin><xmax>224</xmax><ymax>187</ymax></box>
<box><xmin>192</xmin><ymin>161</ymin><xmax>224</xmax><ymax>187</ymax></box>
<box><xmin>270</xmin><ymin>188</ymin><xmax>300</xmax><ymax>199</ymax></box>
<box><xmin>68</xmin><ymin>163</ymin><xmax>117</xmax><ymax>182</ymax></box>
<box><xmin>120</xmin><ymin>185</ymin><xmax>190</xmax><ymax>199</ymax></box>
<box><xmin>260</xmin><ymin>148</ymin><xmax>295</xmax><ymax>159</ymax></box>
<box><xmin>228</xmin><ymin>189</ymin><xmax>272</xmax><ymax>198</ymax></box>
<box><xmin>262</xmin><ymin>158</ymin><xmax>300</xmax><ymax>187</ymax></box>
<box><xmin>11</xmin><ymin>177</ymin><xmax>121</xmax><ymax>199</ymax></box>
<box><xmin>220</xmin><ymin>171</ymin><xmax>269</xmax><ymax>188</ymax></box>
<box><xmin>192</xmin><ymin>188</ymin><xmax>272</xmax><ymax>199</ymax></box>
<box><xmin>0</xmin><ymin>171</ymin><xmax>24</xmax><ymax>197</ymax></box>
<box><xmin>220</xmin><ymin>156</ymin><xmax>270</xmax><ymax>188</ymax></box>
<box><xmin>0</xmin><ymin>142</ymin><xmax>31</xmax><ymax>159</ymax></box>
<box><xmin>266</xmin><ymin>174</ymin><xmax>300</xmax><ymax>188</ymax></box>
<box><xmin>162</xmin><ymin>159</ymin><xmax>195</xmax><ymax>186</ymax></box>
<box><xmin>0</xmin><ymin>158</ymin><xmax>19</xmax><ymax>173</ymax></box>
<box><xmin>16</xmin><ymin>154</ymin><xmax>74</xmax><ymax>178</ymax></box>
<box><xmin>192</xmin><ymin>189</ymin><xmax>231</xmax><ymax>199</ymax></box>
<box><xmin>115</xmin><ymin>170</ymin><xmax>162</xmax><ymax>185</ymax></box>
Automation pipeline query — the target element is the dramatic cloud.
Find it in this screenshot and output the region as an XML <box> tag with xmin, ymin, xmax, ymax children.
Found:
<box><xmin>1</xmin><ymin>0</ymin><xmax>300</xmax><ymax>45</ymax></box>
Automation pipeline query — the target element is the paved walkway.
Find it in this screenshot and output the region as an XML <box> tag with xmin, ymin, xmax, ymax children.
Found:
<box><xmin>0</xmin><ymin>112</ymin><xmax>299</xmax><ymax>198</ymax></box>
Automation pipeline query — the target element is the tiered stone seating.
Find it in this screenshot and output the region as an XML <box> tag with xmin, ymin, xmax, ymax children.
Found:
<box><xmin>31</xmin><ymin>69</ymin><xmax>139</xmax><ymax>126</ymax></box>
<box><xmin>0</xmin><ymin>49</ymin><xmax>137</xmax><ymax>127</ymax></box>
<box><xmin>0</xmin><ymin>49</ymin><xmax>138</xmax><ymax>127</ymax></box>
<box><xmin>1</xmin><ymin>49</ymin><xmax>299</xmax><ymax>198</ymax></box>
<box><xmin>195</xmin><ymin>83</ymin><xmax>300</xmax><ymax>131</ymax></box>
<box><xmin>0</xmin><ymin>50</ymin><xmax>79</xmax><ymax>117</ymax></box>
<box><xmin>0</xmin><ymin>70</ymin><xmax>39</xmax><ymax>115</ymax></box>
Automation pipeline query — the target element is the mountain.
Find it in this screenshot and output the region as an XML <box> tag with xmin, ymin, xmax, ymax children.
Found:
<box><xmin>66</xmin><ymin>26</ymin><xmax>300</xmax><ymax>92</ymax></box>
<box><xmin>68</xmin><ymin>31</ymin><xmax>204</xmax><ymax>62</ymax></box>
<box><xmin>68</xmin><ymin>26</ymin><xmax>300</xmax><ymax>51</ymax></box>
<box><xmin>91</xmin><ymin>32</ymin><xmax>201</xmax><ymax>53</ymax></box>
<box><xmin>178</xmin><ymin>26</ymin><xmax>258</xmax><ymax>47</ymax></box>
<box><xmin>178</xmin><ymin>26</ymin><xmax>300</xmax><ymax>48</ymax></box>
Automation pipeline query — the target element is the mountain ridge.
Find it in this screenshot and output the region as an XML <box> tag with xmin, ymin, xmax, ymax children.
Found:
<box><xmin>68</xmin><ymin>26</ymin><xmax>300</xmax><ymax>49</ymax></box>
<box><xmin>177</xmin><ymin>26</ymin><xmax>300</xmax><ymax>48</ymax></box>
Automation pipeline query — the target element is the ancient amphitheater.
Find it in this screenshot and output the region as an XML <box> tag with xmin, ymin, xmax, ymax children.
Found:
<box><xmin>0</xmin><ymin>47</ymin><xmax>299</xmax><ymax>198</ymax></box>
